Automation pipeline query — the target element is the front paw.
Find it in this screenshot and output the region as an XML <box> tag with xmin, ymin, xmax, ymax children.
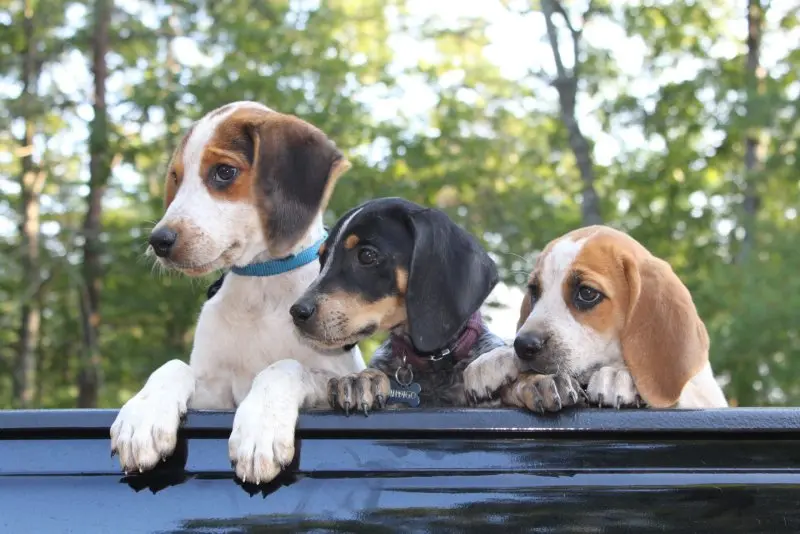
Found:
<box><xmin>328</xmin><ymin>369</ymin><xmax>391</xmax><ymax>416</ymax></box>
<box><xmin>586</xmin><ymin>366</ymin><xmax>643</xmax><ymax>408</ymax></box>
<box><xmin>228</xmin><ymin>395</ymin><xmax>297</xmax><ymax>485</ymax></box>
<box><xmin>463</xmin><ymin>346</ymin><xmax>520</xmax><ymax>403</ymax></box>
<box><xmin>110</xmin><ymin>391</ymin><xmax>186</xmax><ymax>473</ymax></box>
<box><xmin>503</xmin><ymin>372</ymin><xmax>585</xmax><ymax>414</ymax></box>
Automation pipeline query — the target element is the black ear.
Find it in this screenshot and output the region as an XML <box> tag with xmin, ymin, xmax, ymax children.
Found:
<box><xmin>252</xmin><ymin>117</ymin><xmax>351</xmax><ymax>257</ymax></box>
<box><xmin>405</xmin><ymin>208</ymin><xmax>499</xmax><ymax>353</ymax></box>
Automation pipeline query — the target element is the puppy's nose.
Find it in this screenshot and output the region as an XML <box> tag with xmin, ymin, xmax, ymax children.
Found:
<box><xmin>290</xmin><ymin>301</ymin><xmax>316</xmax><ymax>324</ymax></box>
<box><xmin>514</xmin><ymin>332</ymin><xmax>548</xmax><ymax>360</ymax></box>
<box><xmin>149</xmin><ymin>228</ymin><xmax>178</xmax><ymax>258</ymax></box>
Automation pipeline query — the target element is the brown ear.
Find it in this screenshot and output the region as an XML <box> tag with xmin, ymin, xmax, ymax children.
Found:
<box><xmin>250</xmin><ymin>116</ymin><xmax>350</xmax><ymax>257</ymax></box>
<box><xmin>620</xmin><ymin>253</ymin><xmax>709</xmax><ymax>407</ymax></box>
<box><xmin>517</xmin><ymin>293</ymin><xmax>532</xmax><ymax>332</ymax></box>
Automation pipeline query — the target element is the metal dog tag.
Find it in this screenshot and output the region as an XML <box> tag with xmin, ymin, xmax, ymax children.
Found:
<box><xmin>386</xmin><ymin>380</ymin><xmax>421</xmax><ymax>408</ymax></box>
<box><xmin>387</xmin><ymin>364</ymin><xmax>421</xmax><ymax>407</ymax></box>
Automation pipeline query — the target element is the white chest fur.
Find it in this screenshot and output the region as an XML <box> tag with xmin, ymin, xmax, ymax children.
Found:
<box><xmin>190</xmin><ymin>262</ymin><xmax>364</xmax><ymax>406</ymax></box>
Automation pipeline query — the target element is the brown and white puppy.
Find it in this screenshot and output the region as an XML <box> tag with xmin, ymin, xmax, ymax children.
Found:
<box><xmin>464</xmin><ymin>225</ymin><xmax>728</xmax><ymax>410</ymax></box>
<box><xmin>291</xmin><ymin>198</ymin><xmax>507</xmax><ymax>412</ymax></box>
<box><xmin>110</xmin><ymin>102</ymin><xmax>364</xmax><ymax>485</ymax></box>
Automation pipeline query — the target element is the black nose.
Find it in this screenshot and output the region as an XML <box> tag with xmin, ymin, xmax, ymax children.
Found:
<box><xmin>290</xmin><ymin>301</ymin><xmax>316</xmax><ymax>324</ymax></box>
<box><xmin>149</xmin><ymin>228</ymin><xmax>178</xmax><ymax>258</ymax></box>
<box><xmin>514</xmin><ymin>332</ymin><xmax>548</xmax><ymax>360</ymax></box>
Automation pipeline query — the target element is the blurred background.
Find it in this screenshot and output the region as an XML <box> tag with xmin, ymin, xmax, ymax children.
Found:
<box><xmin>1</xmin><ymin>0</ymin><xmax>798</xmax><ymax>409</ymax></box>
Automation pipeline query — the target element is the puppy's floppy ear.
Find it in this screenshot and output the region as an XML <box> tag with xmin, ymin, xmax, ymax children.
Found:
<box><xmin>250</xmin><ymin>117</ymin><xmax>351</xmax><ymax>257</ymax></box>
<box><xmin>620</xmin><ymin>253</ymin><xmax>709</xmax><ymax>408</ymax></box>
<box><xmin>404</xmin><ymin>208</ymin><xmax>499</xmax><ymax>353</ymax></box>
<box><xmin>517</xmin><ymin>293</ymin><xmax>532</xmax><ymax>332</ymax></box>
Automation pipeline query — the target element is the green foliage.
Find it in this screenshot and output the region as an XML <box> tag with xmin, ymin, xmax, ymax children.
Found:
<box><xmin>0</xmin><ymin>0</ymin><xmax>798</xmax><ymax>408</ymax></box>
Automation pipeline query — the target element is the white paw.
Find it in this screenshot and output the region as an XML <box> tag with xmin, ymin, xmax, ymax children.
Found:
<box><xmin>110</xmin><ymin>389</ymin><xmax>187</xmax><ymax>473</ymax></box>
<box><xmin>463</xmin><ymin>346</ymin><xmax>520</xmax><ymax>402</ymax></box>
<box><xmin>228</xmin><ymin>393</ymin><xmax>298</xmax><ymax>485</ymax></box>
<box><xmin>586</xmin><ymin>366</ymin><xmax>642</xmax><ymax>408</ymax></box>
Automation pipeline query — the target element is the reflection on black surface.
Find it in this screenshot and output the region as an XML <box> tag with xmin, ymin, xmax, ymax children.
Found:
<box><xmin>161</xmin><ymin>485</ymin><xmax>800</xmax><ymax>534</ymax></box>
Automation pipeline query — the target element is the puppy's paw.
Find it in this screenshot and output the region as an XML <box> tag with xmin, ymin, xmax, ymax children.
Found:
<box><xmin>503</xmin><ymin>372</ymin><xmax>585</xmax><ymax>414</ymax></box>
<box><xmin>328</xmin><ymin>369</ymin><xmax>391</xmax><ymax>417</ymax></box>
<box><xmin>110</xmin><ymin>390</ymin><xmax>186</xmax><ymax>473</ymax></box>
<box><xmin>463</xmin><ymin>346</ymin><xmax>520</xmax><ymax>403</ymax></box>
<box><xmin>228</xmin><ymin>393</ymin><xmax>298</xmax><ymax>485</ymax></box>
<box><xmin>586</xmin><ymin>366</ymin><xmax>643</xmax><ymax>408</ymax></box>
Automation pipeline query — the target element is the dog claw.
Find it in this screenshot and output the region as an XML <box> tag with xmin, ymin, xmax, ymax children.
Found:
<box><xmin>568</xmin><ymin>390</ymin><xmax>578</xmax><ymax>404</ymax></box>
<box><xmin>535</xmin><ymin>400</ymin><xmax>545</xmax><ymax>413</ymax></box>
<box><xmin>376</xmin><ymin>395</ymin><xmax>385</xmax><ymax>409</ymax></box>
<box><xmin>553</xmin><ymin>396</ymin><xmax>562</xmax><ymax>411</ymax></box>
<box><xmin>344</xmin><ymin>401</ymin><xmax>351</xmax><ymax>416</ymax></box>
<box><xmin>597</xmin><ymin>393</ymin><xmax>604</xmax><ymax>407</ymax></box>
<box><xmin>615</xmin><ymin>395</ymin><xmax>623</xmax><ymax>409</ymax></box>
<box><xmin>111</xmin><ymin>449</ymin><xmax>117</xmax><ymax>458</ymax></box>
<box><xmin>361</xmin><ymin>402</ymin><xmax>369</xmax><ymax>417</ymax></box>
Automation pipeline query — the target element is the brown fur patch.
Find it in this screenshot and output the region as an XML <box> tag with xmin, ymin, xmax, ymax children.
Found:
<box><xmin>199</xmin><ymin>108</ymin><xmax>269</xmax><ymax>204</ymax></box>
<box><xmin>395</xmin><ymin>267</ymin><xmax>408</xmax><ymax>296</ymax></box>
<box><xmin>324</xmin><ymin>291</ymin><xmax>407</xmax><ymax>334</ymax></box>
<box><xmin>164</xmin><ymin>124</ymin><xmax>195</xmax><ymax>208</ymax></box>
<box><xmin>516</xmin><ymin>227</ymin><xmax>604</xmax><ymax>329</ymax></box>
<box><xmin>565</xmin><ymin>233</ymin><xmax>632</xmax><ymax>337</ymax></box>
<box><xmin>516</xmin><ymin>293</ymin><xmax>532</xmax><ymax>332</ymax></box>
<box><xmin>318</xmin><ymin>242</ymin><xmax>327</xmax><ymax>258</ymax></box>
<box><xmin>344</xmin><ymin>234</ymin><xmax>360</xmax><ymax>249</ymax></box>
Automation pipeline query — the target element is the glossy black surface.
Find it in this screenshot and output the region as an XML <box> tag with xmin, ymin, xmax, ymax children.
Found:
<box><xmin>2</xmin><ymin>408</ymin><xmax>800</xmax><ymax>533</ymax></box>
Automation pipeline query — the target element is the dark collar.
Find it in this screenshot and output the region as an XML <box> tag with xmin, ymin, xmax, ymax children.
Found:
<box><xmin>391</xmin><ymin>311</ymin><xmax>484</xmax><ymax>370</ymax></box>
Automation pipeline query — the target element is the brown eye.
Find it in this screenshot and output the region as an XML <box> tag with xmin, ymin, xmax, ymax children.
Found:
<box><xmin>170</xmin><ymin>171</ymin><xmax>178</xmax><ymax>184</ymax></box>
<box><xmin>357</xmin><ymin>246</ymin><xmax>378</xmax><ymax>266</ymax></box>
<box><xmin>574</xmin><ymin>285</ymin><xmax>603</xmax><ymax>310</ymax></box>
<box><xmin>527</xmin><ymin>282</ymin><xmax>540</xmax><ymax>303</ymax></box>
<box><xmin>212</xmin><ymin>164</ymin><xmax>239</xmax><ymax>185</ymax></box>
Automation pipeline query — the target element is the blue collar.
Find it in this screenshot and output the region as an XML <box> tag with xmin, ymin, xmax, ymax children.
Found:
<box><xmin>230</xmin><ymin>233</ymin><xmax>328</xmax><ymax>277</ymax></box>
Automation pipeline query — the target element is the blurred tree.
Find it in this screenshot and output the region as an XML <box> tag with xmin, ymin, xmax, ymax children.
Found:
<box><xmin>77</xmin><ymin>0</ymin><xmax>111</xmax><ymax>408</ymax></box>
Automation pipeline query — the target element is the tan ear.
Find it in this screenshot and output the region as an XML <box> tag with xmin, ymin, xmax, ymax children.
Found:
<box><xmin>517</xmin><ymin>293</ymin><xmax>532</xmax><ymax>332</ymax></box>
<box><xmin>620</xmin><ymin>253</ymin><xmax>709</xmax><ymax>408</ymax></box>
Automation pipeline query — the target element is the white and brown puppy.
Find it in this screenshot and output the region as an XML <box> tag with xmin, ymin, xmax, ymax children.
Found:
<box><xmin>110</xmin><ymin>102</ymin><xmax>364</xmax><ymax>485</ymax></box>
<box><xmin>464</xmin><ymin>225</ymin><xmax>728</xmax><ymax>410</ymax></box>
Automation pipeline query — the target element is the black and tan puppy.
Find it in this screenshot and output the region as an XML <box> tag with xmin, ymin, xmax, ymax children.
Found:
<box><xmin>290</xmin><ymin>197</ymin><xmax>506</xmax><ymax>413</ymax></box>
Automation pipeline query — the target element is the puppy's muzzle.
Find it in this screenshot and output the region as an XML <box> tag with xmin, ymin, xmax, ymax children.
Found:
<box><xmin>290</xmin><ymin>298</ymin><xmax>317</xmax><ymax>326</ymax></box>
<box><xmin>149</xmin><ymin>227</ymin><xmax>178</xmax><ymax>258</ymax></box>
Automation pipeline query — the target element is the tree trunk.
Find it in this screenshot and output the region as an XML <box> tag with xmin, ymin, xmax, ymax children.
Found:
<box><xmin>14</xmin><ymin>0</ymin><xmax>46</xmax><ymax>408</ymax></box>
<box><xmin>736</xmin><ymin>0</ymin><xmax>765</xmax><ymax>264</ymax></box>
<box><xmin>78</xmin><ymin>0</ymin><xmax>111</xmax><ymax>408</ymax></box>
<box><xmin>541</xmin><ymin>0</ymin><xmax>602</xmax><ymax>226</ymax></box>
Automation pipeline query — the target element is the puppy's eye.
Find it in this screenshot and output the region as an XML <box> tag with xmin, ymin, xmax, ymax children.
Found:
<box><xmin>357</xmin><ymin>246</ymin><xmax>378</xmax><ymax>266</ymax></box>
<box><xmin>170</xmin><ymin>171</ymin><xmax>178</xmax><ymax>184</ymax></box>
<box><xmin>527</xmin><ymin>283</ymin><xmax>540</xmax><ymax>304</ymax></box>
<box><xmin>574</xmin><ymin>285</ymin><xmax>604</xmax><ymax>309</ymax></box>
<box><xmin>212</xmin><ymin>164</ymin><xmax>239</xmax><ymax>184</ymax></box>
